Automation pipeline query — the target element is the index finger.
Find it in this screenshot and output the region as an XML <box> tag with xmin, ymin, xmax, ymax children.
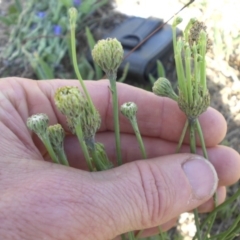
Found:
<box><xmin>6</xmin><ymin>77</ymin><xmax>226</xmax><ymax>147</ymax></box>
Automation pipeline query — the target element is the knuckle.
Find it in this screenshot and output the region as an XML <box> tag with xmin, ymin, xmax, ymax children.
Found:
<box><xmin>134</xmin><ymin>161</ymin><xmax>176</xmax><ymax>226</ymax></box>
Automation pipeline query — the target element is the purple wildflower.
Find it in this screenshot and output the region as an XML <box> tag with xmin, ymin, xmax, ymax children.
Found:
<box><xmin>36</xmin><ymin>11</ymin><xmax>46</xmax><ymax>18</ymax></box>
<box><xmin>53</xmin><ymin>25</ymin><xmax>62</xmax><ymax>36</ymax></box>
<box><xmin>73</xmin><ymin>0</ymin><xmax>82</xmax><ymax>7</ymax></box>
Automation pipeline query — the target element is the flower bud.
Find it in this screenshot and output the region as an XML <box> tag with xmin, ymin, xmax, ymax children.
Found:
<box><xmin>120</xmin><ymin>102</ymin><xmax>138</xmax><ymax>120</ymax></box>
<box><xmin>54</xmin><ymin>86</ymin><xmax>86</xmax><ymax>119</ymax></box>
<box><xmin>173</xmin><ymin>16</ymin><xmax>183</xmax><ymax>27</ymax></box>
<box><xmin>47</xmin><ymin>124</ymin><xmax>65</xmax><ymax>150</ymax></box>
<box><xmin>66</xmin><ymin>117</ymin><xmax>76</xmax><ymax>134</ymax></box>
<box><xmin>92</xmin><ymin>38</ymin><xmax>124</xmax><ymax>75</ymax></box>
<box><xmin>27</xmin><ymin>113</ymin><xmax>49</xmax><ymax>139</ymax></box>
<box><xmin>95</xmin><ymin>142</ymin><xmax>113</xmax><ymax>170</ymax></box>
<box><xmin>65</xmin><ymin>100</ymin><xmax>101</xmax><ymax>144</ymax></box>
<box><xmin>81</xmin><ymin>101</ymin><xmax>101</xmax><ymax>141</ymax></box>
<box><xmin>152</xmin><ymin>77</ymin><xmax>178</xmax><ymax>101</ymax></box>
<box><xmin>178</xmin><ymin>88</ymin><xmax>210</xmax><ymax>120</ymax></box>
<box><xmin>68</xmin><ymin>7</ymin><xmax>78</xmax><ymax>28</ymax></box>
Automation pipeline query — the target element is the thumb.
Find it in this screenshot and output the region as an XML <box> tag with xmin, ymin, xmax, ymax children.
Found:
<box><xmin>76</xmin><ymin>153</ymin><xmax>218</xmax><ymax>239</ymax></box>
<box><xmin>56</xmin><ymin>153</ymin><xmax>217</xmax><ymax>239</ymax></box>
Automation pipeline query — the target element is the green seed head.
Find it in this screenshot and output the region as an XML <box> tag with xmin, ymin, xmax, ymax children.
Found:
<box><xmin>66</xmin><ymin>117</ymin><xmax>76</xmax><ymax>134</ymax></box>
<box><xmin>54</xmin><ymin>86</ymin><xmax>86</xmax><ymax>119</ymax></box>
<box><xmin>178</xmin><ymin>87</ymin><xmax>210</xmax><ymax>120</ymax></box>
<box><xmin>27</xmin><ymin>113</ymin><xmax>49</xmax><ymax>139</ymax></box>
<box><xmin>92</xmin><ymin>38</ymin><xmax>124</xmax><ymax>75</ymax></box>
<box><xmin>120</xmin><ymin>102</ymin><xmax>138</xmax><ymax>120</ymax></box>
<box><xmin>173</xmin><ymin>17</ymin><xmax>183</xmax><ymax>27</ymax></box>
<box><xmin>47</xmin><ymin>124</ymin><xmax>65</xmax><ymax>150</ymax></box>
<box><xmin>66</xmin><ymin>101</ymin><xmax>101</xmax><ymax>143</ymax></box>
<box><xmin>152</xmin><ymin>77</ymin><xmax>178</xmax><ymax>101</ymax></box>
<box><xmin>81</xmin><ymin>102</ymin><xmax>101</xmax><ymax>141</ymax></box>
<box><xmin>68</xmin><ymin>7</ymin><xmax>78</xmax><ymax>28</ymax></box>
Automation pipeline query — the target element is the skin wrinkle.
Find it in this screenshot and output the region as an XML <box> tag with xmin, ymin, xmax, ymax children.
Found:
<box><xmin>0</xmin><ymin>80</ymin><xmax>41</xmax><ymax>159</ymax></box>
<box><xmin>133</xmin><ymin>161</ymin><xmax>162</xmax><ymax>228</ymax></box>
<box><xmin>120</xmin><ymin>167</ymin><xmax>144</xmax><ymax>231</ymax></box>
<box><xmin>36</xmin><ymin>80</ymin><xmax>60</xmax><ymax>126</ymax></box>
<box><xmin>8</xmin><ymin>79</ymin><xmax>29</xmax><ymax>121</ymax></box>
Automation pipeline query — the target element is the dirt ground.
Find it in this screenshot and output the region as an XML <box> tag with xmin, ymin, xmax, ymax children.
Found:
<box><xmin>0</xmin><ymin>0</ymin><xmax>240</xmax><ymax>239</ymax></box>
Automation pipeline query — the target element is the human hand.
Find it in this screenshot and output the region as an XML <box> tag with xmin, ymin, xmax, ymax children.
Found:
<box><xmin>0</xmin><ymin>77</ymin><xmax>239</xmax><ymax>239</ymax></box>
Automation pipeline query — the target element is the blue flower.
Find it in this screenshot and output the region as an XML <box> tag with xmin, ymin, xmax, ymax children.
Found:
<box><xmin>73</xmin><ymin>0</ymin><xmax>81</xmax><ymax>6</ymax></box>
<box><xmin>36</xmin><ymin>11</ymin><xmax>46</xmax><ymax>18</ymax></box>
<box><xmin>53</xmin><ymin>25</ymin><xmax>62</xmax><ymax>36</ymax></box>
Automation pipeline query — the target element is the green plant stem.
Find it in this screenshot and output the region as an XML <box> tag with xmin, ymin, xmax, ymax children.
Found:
<box><xmin>89</xmin><ymin>146</ymin><xmax>101</xmax><ymax>171</ymax></box>
<box><xmin>189</xmin><ymin>121</ymin><xmax>202</xmax><ymax>240</ymax></box>
<box><xmin>176</xmin><ymin>120</ymin><xmax>189</xmax><ymax>153</ymax></box>
<box><xmin>108</xmin><ymin>72</ymin><xmax>122</xmax><ymax>166</ymax></box>
<box><xmin>42</xmin><ymin>136</ymin><xmax>59</xmax><ymax>164</ymax></box>
<box><xmin>121</xmin><ymin>234</ymin><xmax>127</xmax><ymax>240</ymax></box>
<box><xmin>175</xmin><ymin>42</ymin><xmax>188</xmax><ymax>102</ymax></box>
<box><xmin>196</xmin><ymin>120</ymin><xmax>208</xmax><ymax>159</ymax></box>
<box><xmin>75</xmin><ymin>123</ymin><xmax>93</xmax><ymax>171</ymax></box>
<box><xmin>158</xmin><ymin>226</ymin><xmax>165</xmax><ymax>240</ymax></box>
<box><xmin>128</xmin><ymin>231</ymin><xmax>135</xmax><ymax>240</ymax></box>
<box><xmin>208</xmin><ymin>214</ymin><xmax>240</xmax><ymax>239</ymax></box>
<box><xmin>193</xmin><ymin>44</ymin><xmax>199</xmax><ymax>101</ymax></box>
<box><xmin>199</xmin><ymin>187</ymin><xmax>240</xmax><ymax>233</ymax></box>
<box><xmin>69</xmin><ymin>24</ymin><xmax>95</xmax><ymax>114</ymax></box>
<box><xmin>130</xmin><ymin>116</ymin><xmax>147</xmax><ymax>159</ymax></box>
<box><xmin>14</xmin><ymin>0</ymin><xmax>22</xmax><ymax>12</ymax></box>
<box><xmin>193</xmin><ymin>208</ymin><xmax>201</xmax><ymax>240</ymax></box>
<box><xmin>185</xmin><ymin>45</ymin><xmax>193</xmax><ymax>104</ymax></box>
<box><xmin>199</xmin><ymin>33</ymin><xmax>207</xmax><ymax>94</ymax></box>
<box><xmin>55</xmin><ymin>148</ymin><xmax>69</xmax><ymax>166</ymax></box>
<box><xmin>195</xmin><ymin>119</ymin><xmax>217</xmax><ymax>239</ymax></box>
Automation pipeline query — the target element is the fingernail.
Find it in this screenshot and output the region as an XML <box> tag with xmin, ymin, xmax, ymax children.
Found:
<box><xmin>183</xmin><ymin>157</ymin><xmax>218</xmax><ymax>199</ymax></box>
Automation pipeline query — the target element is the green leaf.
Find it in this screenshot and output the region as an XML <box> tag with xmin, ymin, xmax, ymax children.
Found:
<box><xmin>0</xmin><ymin>16</ymin><xmax>13</xmax><ymax>25</ymax></box>
<box><xmin>79</xmin><ymin>0</ymin><xmax>96</xmax><ymax>14</ymax></box>
<box><xmin>156</xmin><ymin>60</ymin><xmax>166</xmax><ymax>78</ymax></box>
<box><xmin>59</xmin><ymin>0</ymin><xmax>72</xmax><ymax>8</ymax></box>
<box><xmin>33</xmin><ymin>55</ymin><xmax>55</xmax><ymax>79</ymax></box>
<box><xmin>149</xmin><ymin>73</ymin><xmax>156</xmax><ymax>85</ymax></box>
<box><xmin>14</xmin><ymin>0</ymin><xmax>22</xmax><ymax>12</ymax></box>
<box><xmin>118</xmin><ymin>62</ymin><xmax>129</xmax><ymax>83</ymax></box>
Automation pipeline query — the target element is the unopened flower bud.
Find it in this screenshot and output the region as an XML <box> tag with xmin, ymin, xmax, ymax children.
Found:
<box><xmin>173</xmin><ymin>17</ymin><xmax>183</xmax><ymax>27</ymax></box>
<box><xmin>54</xmin><ymin>86</ymin><xmax>86</xmax><ymax>119</ymax></box>
<box><xmin>92</xmin><ymin>38</ymin><xmax>124</xmax><ymax>75</ymax></box>
<box><xmin>81</xmin><ymin>101</ymin><xmax>101</xmax><ymax>142</ymax></box>
<box><xmin>65</xmin><ymin>100</ymin><xmax>101</xmax><ymax>146</ymax></box>
<box><xmin>178</xmin><ymin>88</ymin><xmax>210</xmax><ymax>120</ymax></box>
<box><xmin>47</xmin><ymin>124</ymin><xmax>65</xmax><ymax>150</ymax></box>
<box><xmin>68</xmin><ymin>7</ymin><xmax>78</xmax><ymax>28</ymax></box>
<box><xmin>27</xmin><ymin>113</ymin><xmax>49</xmax><ymax>139</ymax></box>
<box><xmin>152</xmin><ymin>77</ymin><xmax>178</xmax><ymax>101</ymax></box>
<box><xmin>121</xmin><ymin>102</ymin><xmax>138</xmax><ymax>120</ymax></box>
<box><xmin>66</xmin><ymin>117</ymin><xmax>76</xmax><ymax>134</ymax></box>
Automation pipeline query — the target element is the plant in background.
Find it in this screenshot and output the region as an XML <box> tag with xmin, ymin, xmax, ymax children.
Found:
<box><xmin>0</xmin><ymin>0</ymin><xmax>109</xmax><ymax>79</ymax></box>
